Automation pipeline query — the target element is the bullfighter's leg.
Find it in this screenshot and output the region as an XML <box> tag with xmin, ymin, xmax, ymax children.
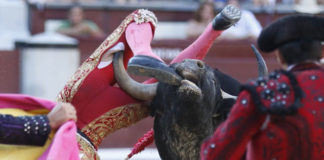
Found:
<box><xmin>128</xmin><ymin>5</ymin><xmax>241</xmax><ymax>85</ymax></box>
<box><xmin>126</xmin><ymin>22</ymin><xmax>182</xmax><ymax>84</ymax></box>
<box><xmin>126</xmin><ymin>23</ymin><xmax>162</xmax><ymax>61</ymax></box>
<box><xmin>170</xmin><ymin>5</ymin><xmax>241</xmax><ymax>64</ymax></box>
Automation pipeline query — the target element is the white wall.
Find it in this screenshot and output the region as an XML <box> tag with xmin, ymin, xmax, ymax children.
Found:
<box><xmin>98</xmin><ymin>148</ymin><xmax>161</xmax><ymax>160</ymax></box>
<box><xmin>21</xmin><ymin>47</ymin><xmax>79</xmax><ymax>101</ymax></box>
<box><xmin>0</xmin><ymin>0</ymin><xmax>30</xmax><ymax>50</ymax></box>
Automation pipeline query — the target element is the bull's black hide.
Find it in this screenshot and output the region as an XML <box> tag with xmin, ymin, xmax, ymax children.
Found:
<box><xmin>150</xmin><ymin>59</ymin><xmax>240</xmax><ymax>160</ymax></box>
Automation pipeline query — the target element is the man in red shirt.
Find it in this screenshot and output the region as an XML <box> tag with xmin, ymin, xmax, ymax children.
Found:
<box><xmin>201</xmin><ymin>14</ymin><xmax>324</xmax><ymax>160</ymax></box>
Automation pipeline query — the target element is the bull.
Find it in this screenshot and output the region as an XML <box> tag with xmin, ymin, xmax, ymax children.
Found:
<box><xmin>150</xmin><ymin>59</ymin><xmax>241</xmax><ymax>160</ymax></box>
<box><xmin>113</xmin><ymin>45</ymin><xmax>267</xmax><ymax>160</ymax></box>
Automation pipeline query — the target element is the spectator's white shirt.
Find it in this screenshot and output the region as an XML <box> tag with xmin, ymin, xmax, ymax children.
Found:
<box><xmin>220</xmin><ymin>10</ymin><xmax>262</xmax><ymax>40</ymax></box>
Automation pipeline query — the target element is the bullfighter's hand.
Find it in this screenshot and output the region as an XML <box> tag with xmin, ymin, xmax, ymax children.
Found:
<box><xmin>47</xmin><ymin>102</ymin><xmax>77</xmax><ymax>130</ymax></box>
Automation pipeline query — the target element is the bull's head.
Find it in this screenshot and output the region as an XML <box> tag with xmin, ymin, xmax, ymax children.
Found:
<box><xmin>113</xmin><ymin>51</ymin><xmax>238</xmax><ymax>102</ymax></box>
<box><xmin>149</xmin><ymin>58</ymin><xmax>225</xmax><ymax>160</ymax></box>
<box><xmin>172</xmin><ymin>59</ymin><xmax>219</xmax><ymax>102</ymax></box>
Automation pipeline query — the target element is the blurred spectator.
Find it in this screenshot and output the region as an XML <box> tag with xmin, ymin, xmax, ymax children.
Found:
<box><xmin>209</xmin><ymin>0</ymin><xmax>226</xmax><ymax>9</ymax></box>
<box><xmin>280</xmin><ymin>0</ymin><xmax>295</xmax><ymax>5</ymax></box>
<box><xmin>319</xmin><ymin>0</ymin><xmax>324</xmax><ymax>5</ymax></box>
<box><xmin>295</xmin><ymin>0</ymin><xmax>322</xmax><ymax>14</ymax></box>
<box><xmin>186</xmin><ymin>1</ymin><xmax>216</xmax><ymax>38</ymax></box>
<box><xmin>252</xmin><ymin>0</ymin><xmax>276</xmax><ymax>7</ymax></box>
<box><xmin>42</xmin><ymin>0</ymin><xmax>97</xmax><ymax>3</ymax></box>
<box><xmin>56</xmin><ymin>6</ymin><xmax>104</xmax><ymax>38</ymax></box>
<box><xmin>113</xmin><ymin>0</ymin><xmax>138</xmax><ymax>4</ymax></box>
<box><xmin>219</xmin><ymin>0</ymin><xmax>262</xmax><ymax>41</ymax></box>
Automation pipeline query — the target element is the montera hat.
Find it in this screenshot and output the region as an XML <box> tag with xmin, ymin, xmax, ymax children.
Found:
<box><xmin>257</xmin><ymin>14</ymin><xmax>324</xmax><ymax>53</ymax></box>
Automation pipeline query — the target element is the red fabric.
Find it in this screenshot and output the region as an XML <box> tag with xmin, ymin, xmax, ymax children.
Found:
<box><xmin>127</xmin><ymin>128</ymin><xmax>154</xmax><ymax>159</ymax></box>
<box><xmin>71</xmin><ymin>40</ymin><xmax>139</xmax><ymax>129</ymax></box>
<box><xmin>70</xmin><ymin>12</ymin><xmax>156</xmax><ymax>129</ymax></box>
<box><xmin>201</xmin><ymin>65</ymin><xmax>324</xmax><ymax>160</ymax></box>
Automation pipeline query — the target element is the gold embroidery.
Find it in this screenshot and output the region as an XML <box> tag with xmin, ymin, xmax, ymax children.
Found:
<box><xmin>56</xmin><ymin>9</ymin><xmax>157</xmax><ymax>103</ymax></box>
<box><xmin>134</xmin><ymin>9</ymin><xmax>158</xmax><ymax>27</ymax></box>
<box><xmin>81</xmin><ymin>104</ymin><xmax>149</xmax><ymax>148</ymax></box>
<box><xmin>77</xmin><ymin>134</ymin><xmax>100</xmax><ymax>160</ymax></box>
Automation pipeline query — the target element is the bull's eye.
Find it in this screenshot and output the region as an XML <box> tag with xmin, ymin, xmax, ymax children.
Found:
<box><xmin>196</xmin><ymin>60</ymin><xmax>204</xmax><ymax>68</ymax></box>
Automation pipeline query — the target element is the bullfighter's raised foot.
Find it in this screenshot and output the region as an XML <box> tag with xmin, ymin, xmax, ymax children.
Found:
<box><xmin>212</xmin><ymin>5</ymin><xmax>241</xmax><ymax>30</ymax></box>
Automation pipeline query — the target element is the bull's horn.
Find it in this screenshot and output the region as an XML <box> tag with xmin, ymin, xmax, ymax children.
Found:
<box><xmin>221</xmin><ymin>89</ymin><xmax>237</xmax><ymax>100</ymax></box>
<box><xmin>251</xmin><ymin>44</ymin><xmax>268</xmax><ymax>77</ymax></box>
<box><xmin>113</xmin><ymin>51</ymin><xmax>157</xmax><ymax>101</ymax></box>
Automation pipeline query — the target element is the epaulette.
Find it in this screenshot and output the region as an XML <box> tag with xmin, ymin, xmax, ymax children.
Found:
<box><xmin>241</xmin><ymin>70</ymin><xmax>304</xmax><ymax>115</ymax></box>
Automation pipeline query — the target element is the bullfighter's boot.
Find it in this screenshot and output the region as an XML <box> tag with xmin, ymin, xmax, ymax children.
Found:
<box><xmin>212</xmin><ymin>5</ymin><xmax>241</xmax><ymax>30</ymax></box>
<box><xmin>127</xmin><ymin>5</ymin><xmax>241</xmax><ymax>85</ymax></box>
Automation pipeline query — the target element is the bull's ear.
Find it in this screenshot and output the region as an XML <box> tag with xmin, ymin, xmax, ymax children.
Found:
<box><xmin>221</xmin><ymin>89</ymin><xmax>237</xmax><ymax>100</ymax></box>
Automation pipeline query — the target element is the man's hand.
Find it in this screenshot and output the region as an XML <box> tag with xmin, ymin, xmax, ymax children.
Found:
<box><xmin>47</xmin><ymin>103</ymin><xmax>77</xmax><ymax>130</ymax></box>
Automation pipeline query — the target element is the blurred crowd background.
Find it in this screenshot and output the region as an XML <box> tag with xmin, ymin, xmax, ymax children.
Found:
<box><xmin>0</xmin><ymin>0</ymin><xmax>323</xmax><ymax>159</ymax></box>
<box><xmin>26</xmin><ymin>0</ymin><xmax>324</xmax><ymax>6</ymax></box>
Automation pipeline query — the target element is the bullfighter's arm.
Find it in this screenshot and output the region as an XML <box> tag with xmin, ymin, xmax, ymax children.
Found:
<box><xmin>213</xmin><ymin>69</ymin><xmax>241</xmax><ymax>96</ymax></box>
<box><xmin>201</xmin><ymin>90</ymin><xmax>266</xmax><ymax>160</ymax></box>
<box><xmin>0</xmin><ymin>114</ymin><xmax>51</xmax><ymax>146</ymax></box>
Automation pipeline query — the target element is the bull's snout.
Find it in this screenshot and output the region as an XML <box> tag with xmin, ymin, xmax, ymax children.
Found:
<box><xmin>176</xmin><ymin>59</ymin><xmax>205</xmax><ymax>82</ymax></box>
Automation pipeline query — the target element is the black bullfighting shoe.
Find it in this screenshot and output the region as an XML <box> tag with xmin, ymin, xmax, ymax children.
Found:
<box><xmin>212</xmin><ymin>5</ymin><xmax>241</xmax><ymax>30</ymax></box>
<box><xmin>127</xmin><ymin>55</ymin><xmax>182</xmax><ymax>85</ymax></box>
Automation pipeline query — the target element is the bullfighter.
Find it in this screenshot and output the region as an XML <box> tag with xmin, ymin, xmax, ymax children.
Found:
<box><xmin>201</xmin><ymin>14</ymin><xmax>324</xmax><ymax>160</ymax></box>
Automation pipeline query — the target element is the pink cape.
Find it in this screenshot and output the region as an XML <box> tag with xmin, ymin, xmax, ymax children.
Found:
<box><xmin>0</xmin><ymin>94</ymin><xmax>80</xmax><ymax>160</ymax></box>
